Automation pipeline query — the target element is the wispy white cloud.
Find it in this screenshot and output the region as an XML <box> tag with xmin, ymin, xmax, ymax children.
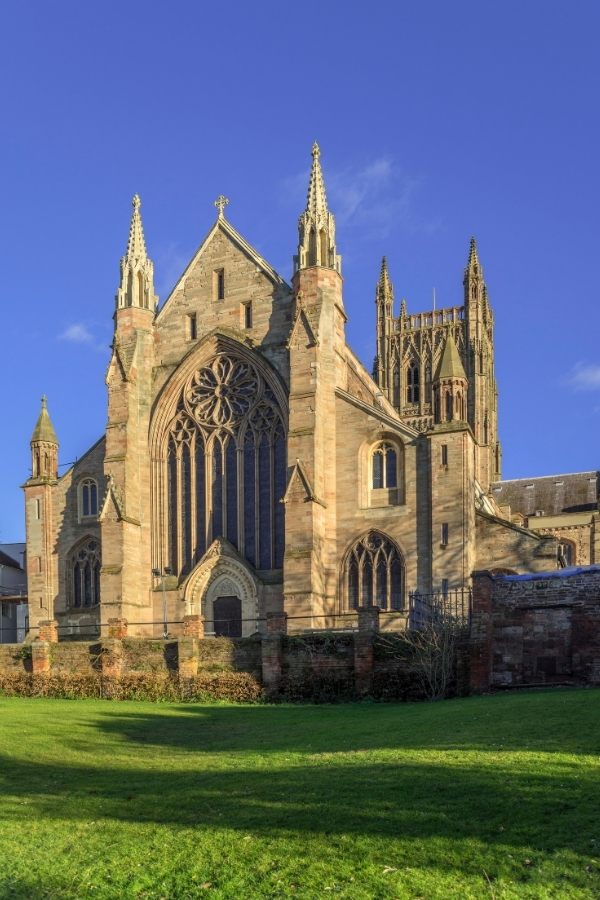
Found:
<box><xmin>58</xmin><ymin>322</ymin><xmax>108</xmax><ymax>353</ymax></box>
<box><xmin>59</xmin><ymin>323</ymin><xmax>94</xmax><ymax>344</ymax></box>
<box><xmin>566</xmin><ymin>363</ymin><xmax>600</xmax><ymax>391</ymax></box>
<box><xmin>281</xmin><ymin>155</ymin><xmax>441</xmax><ymax>242</ymax></box>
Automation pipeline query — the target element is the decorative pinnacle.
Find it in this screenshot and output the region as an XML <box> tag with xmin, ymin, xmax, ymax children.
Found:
<box><xmin>467</xmin><ymin>236</ymin><xmax>480</xmax><ymax>269</ymax></box>
<box><xmin>305</xmin><ymin>141</ymin><xmax>328</xmax><ymax>216</ymax></box>
<box><xmin>31</xmin><ymin>394</ymin><xmax>58</xmax><ymax>445</ymax></box>
<box><xmin>125</xmin><ymin>193</ymin><xmax>148</xmax><ymax>263</ymax></box>
<box><xmin>214</xmin><ymin>195</ymin><xmax>229</xmax><ymax>219</ymax></box>
<box><xmin>377</xmin><ymin>256</ymin><xmax>393</xmax><ymax>303</ymax></box>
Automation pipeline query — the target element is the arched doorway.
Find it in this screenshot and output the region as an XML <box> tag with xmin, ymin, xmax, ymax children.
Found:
<box><xmin>182</xmin><ymin>540</ymin><xmax>260</xmax><ymax>637</ymax></box>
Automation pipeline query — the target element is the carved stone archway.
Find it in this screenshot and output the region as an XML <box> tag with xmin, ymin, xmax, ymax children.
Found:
<box><xmin>182</xmin><ymin>538</ymin><xmax>259</xmax><ymax>636</ymax></box>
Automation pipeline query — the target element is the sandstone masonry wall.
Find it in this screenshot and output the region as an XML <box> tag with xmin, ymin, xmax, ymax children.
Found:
<box><xmin>471</xmin><ymin>566</ymin><xmax>600</xmax><ymax>691</ymax></box>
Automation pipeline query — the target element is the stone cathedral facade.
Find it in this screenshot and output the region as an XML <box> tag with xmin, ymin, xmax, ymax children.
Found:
<box><xmin>26</xmin><ymin>143</ymin><xmax>592</xmax><ymax>639</ymax></box>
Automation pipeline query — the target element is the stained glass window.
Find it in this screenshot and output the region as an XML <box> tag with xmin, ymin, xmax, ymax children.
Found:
<box><xmin>345</xmin><ymin>531</ymin><xmax>404</xmax><ymax>611</ymax></box>
<box><xmin>165</xmin><ymin>354</ymin><xmax>286</xmax><ymax>576</ymax></box>
<box><xmin>69</xmin><ymin>538</ymin><xmax>101</xmax><ymax>608</ymax></box>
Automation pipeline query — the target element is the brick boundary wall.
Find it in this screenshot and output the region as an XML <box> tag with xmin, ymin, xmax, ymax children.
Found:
<box><xmin>471</xmin><ymin>565</ymin><xmax>600</xmax><ymax>692</ymax></box>
<box><xmin>0</xmin><ymin>608</ymin><xmax>423</xmax><ymax>700</ymax></box>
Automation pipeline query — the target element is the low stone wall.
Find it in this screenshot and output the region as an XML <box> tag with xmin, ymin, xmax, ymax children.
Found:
<box><xmin>471</xmin><ymin>566</ymin><xmax>600</xmax><ymax>691</ymax></box>
<box><xmin>0</xmin><ymin>608</ymin><xmax>435</xmax><ymax>701</ymax></box>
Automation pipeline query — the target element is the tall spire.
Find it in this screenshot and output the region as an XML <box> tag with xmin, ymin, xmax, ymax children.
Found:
<box><xmin>295</xmin><ymin>143</ymin><xmax>341</xmax><ymax>273</ymax></box>
<box><xmin>465</xmin><ymin>236</ymin><xmax>482</xmax><ymax>277</ymax></box>
<box><xmin>306</xmin><ymin>142</ymin><xmax>328</xmax><ymax>217</ymax></box>
<box><xmin>374</xmin><ymin>257</ymin><xmax>394</xmax><ymax>391</ymax></box>
<box><xmin>463</xmin><ymin>235</ymin><xmax>485</xmax><ymax>305</ymax></box>
<box><xmin>126</xmin><ymin>194</ymin><xmax>148</xmax><ymax>264</ymax></box>
<box><xmin>377</xmin><ymin>257</ymin><xmax>393</xmax><ymax>301</ymax></box>
<box><xmin>115</xmin><ymin>194</ymin><xmax>158</xmax><ymax>312</ymax></box>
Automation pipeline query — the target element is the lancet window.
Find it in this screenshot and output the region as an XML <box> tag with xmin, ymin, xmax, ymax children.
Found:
<box><xmin>165</xmin><ymin>354</ymin><xmax>286</xmax><ymax>577</ymax></box>
<box><xmin>344</xmin><ymin>531</ymin><xmax>404</xmax><ymax>611</ymax></box>
<box><xmin>80</xmin><ymin>478</ymin><xmax>98</xmax><ymax>518</ymax></box>
<box><xmin>69</xmin><ymin>538</ymin><xmax>101</xmax><ymax>608</ymax></box>
<box><xmin>371</xmin><ymin>442</ymin><xmax>397</xmax><ymax>489</ymax></box>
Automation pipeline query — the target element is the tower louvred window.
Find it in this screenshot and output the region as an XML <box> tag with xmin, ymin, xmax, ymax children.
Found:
<box><xmin>407</xmin><ymin>363</ymin><xmax>420</xmax><ymax>403</ymax></box>
<box><xmin>165</xmin><ymin>354</ymin><xmax>286</xmax><ymax>577</ymax></box>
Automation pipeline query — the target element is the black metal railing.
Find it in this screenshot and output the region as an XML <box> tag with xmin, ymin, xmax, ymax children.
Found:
<box><xmin>408</xmin><ymin>588</ymin><xmax>472</xmax><ymax>629</ymax></box>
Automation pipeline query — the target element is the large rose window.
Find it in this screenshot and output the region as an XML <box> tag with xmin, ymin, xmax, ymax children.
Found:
<box><xmin>185</xmin><ymin>356</ymin><xmax>259</xmax><ymax>427</ymax></box>
<box><xmin>164</xmin><ymin>353</ymin><xmax>286</xmax><ymax>578</ymax></box>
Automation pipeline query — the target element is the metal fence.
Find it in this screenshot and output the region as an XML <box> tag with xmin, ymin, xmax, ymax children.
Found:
<box><xmin>408</xmin><ymin>588</ymin><xmax>472</xmax><ymax>630</ymax></box>
<box><xmin>19</xmin><ymin>592</ymin><xmax>471</xmax><ymax>642</ymax></box>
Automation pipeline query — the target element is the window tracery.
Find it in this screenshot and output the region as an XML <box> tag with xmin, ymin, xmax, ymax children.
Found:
<box><xmin>343</xmin><ymin>531</ymin><xmax>404</xmax><ymax>610</ymax></box>
<box><xmin>69</xmin><ymin>538</ymin><xmax>101</xmax><ymax>608</ymax></box>
<box><xmin>165</xmin><ymin>354</ymin><xmax>286</xmax><ymax>577</ymax></box>
<box><xmin>371</xmin><ymin>442</ymin><xmax>397</xmax><ymax>489</ymax></box>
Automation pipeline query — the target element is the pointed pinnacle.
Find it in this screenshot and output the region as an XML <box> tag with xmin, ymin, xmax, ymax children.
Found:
<box><xmin>437</xmin><ymin>331</ymin><xmax>467</xmax><ymax>381</ymax></box>
<box><xmin>306</xmin><ymin>141</ymin><xmax>328</xmax><ymax>216</ymax></box>
<box><xmin>467</xmin><ymin>236</ymin><xmax>480</xmax><ymax>269</ymax></box>
<box><xmin>376</xmin><ymin>256</ymin><xmax>394</xmax><ymax>307</ymax></box>
<box><xmin>125</xmin><ymin>193</ymin><xmax>148</xmax><ymax>264</ymax></box>
<box><xmin>31</xmin><ymin>395</ymin><xmax>58</xmax><ymax>445</ymax></box>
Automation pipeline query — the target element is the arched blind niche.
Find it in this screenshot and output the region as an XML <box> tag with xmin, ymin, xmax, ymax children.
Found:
<box><xmin>163</xmin><ymin>354</ymin><xmax>286</xmax><ymax>577</ymax></box>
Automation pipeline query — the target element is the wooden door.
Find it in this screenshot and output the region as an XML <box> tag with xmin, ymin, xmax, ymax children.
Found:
<box><xmin>213</xmin><ymin>595</ymin><xmax>242</xmax><ymax>637</ymax></box>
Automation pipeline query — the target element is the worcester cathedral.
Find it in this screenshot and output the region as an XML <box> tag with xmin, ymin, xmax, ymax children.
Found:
<box><xmin>23</xmin><ymin>145</ymin><xmax>599</xmax><ymax>637</ymax></box>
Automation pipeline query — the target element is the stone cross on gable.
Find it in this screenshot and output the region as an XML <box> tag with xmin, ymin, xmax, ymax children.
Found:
<box><xmin>214</xmin><ymin>195</ymin><xmax>229</xmax><ymax>218</ymax></box>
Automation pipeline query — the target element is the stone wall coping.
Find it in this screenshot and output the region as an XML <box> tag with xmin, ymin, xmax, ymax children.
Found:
<box><xmin>500</xmin><ymin>565</ymin><xmax>600</xmax><ymax>582</ymax></box>
<box><xmin>473</xmin><ymin>564</ymin><xmax>600</xmax><ymax>583</ymax></box>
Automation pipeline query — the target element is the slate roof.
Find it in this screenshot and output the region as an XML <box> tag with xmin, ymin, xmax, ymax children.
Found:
<box><xmin>0</xmin><ymin>550</ymin><xmax>22</xmax><ymax>570</ymax></box>
<box><xmin>491</xmin><ymin>471</ymin><xmax>599</xmax><ymax>517</ymax></box>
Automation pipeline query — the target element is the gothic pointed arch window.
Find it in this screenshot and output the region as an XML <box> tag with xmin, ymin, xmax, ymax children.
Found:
<box><xmin>79</xmin><ymin>478</ymin><xmax>98</xmax><ymax>518</ymax></box>
<box><xmin>69</xmin><ymin>537</ymin><xmax>101</xmax><ymax>608</ymax></box>
<box><xmin>308</xmin><ymin>227</ymin><xmax>317</xmax><ymax>266</ymax></box>
<box><xmin>392</xmin><ymin>364</ymin><xmax>400</xmax><ymax>408</ymax></box>
<box><xmin>371</xmin><ymin>442</ymin><xmax>397</xmax><ymax>489</ymax></box>
<box><xmin>164</xmin><ymin>354</ymin><xmax>286</xmax><ymax>578</ymax></box>
<box><xmin>445</xmin><ymin>391</ymin><xmax>453</xmax><ymax>422</ymax></box>
<box><xmin>343</xmin><ymin>531</ymin><xmax>404</xmax><ymax>611</ymax></box>
<box><xmin>407</xmin><ymin>362</ymin><xmax>420</xmax><ymax>403</ymax></box>
<box><xmin>319</xmin><ymin>229</ymin><xmax>328</xmax><ymax>266</ymax></box>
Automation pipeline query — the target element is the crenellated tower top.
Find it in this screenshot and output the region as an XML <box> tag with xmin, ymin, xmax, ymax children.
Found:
<box><xmin>115</xmin><ymin>194</ymin><xmax>158</xmax><ymax>312</ymax></box>
<box><xmin>295</xmin><ymin>143</ymin><xmax>341</xmax><ymax>274</ymax></box>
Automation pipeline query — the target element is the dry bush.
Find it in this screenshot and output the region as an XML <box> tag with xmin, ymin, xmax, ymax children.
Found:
<box><xmin>376</xmin><ymin>617</ymin><xmax>467</xmax><ymax>701</ymax></box>
<box><xmin>0</xmin><ymin>670</ymin><xmax>263</xmax><ymax>703</ymax></box>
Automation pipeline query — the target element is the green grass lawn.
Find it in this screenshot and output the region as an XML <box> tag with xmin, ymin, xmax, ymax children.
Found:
<box><xmin>0</xmin><ymin>691</ymin><xmax>599</xmax><ymax>899</ymax></box>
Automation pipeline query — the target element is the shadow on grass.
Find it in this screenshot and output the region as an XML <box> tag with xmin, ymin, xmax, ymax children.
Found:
<box><xmin>0</xmin><ymin>748</ymin><xmax>597</xmax><ymax>853</ymax></box>
<box><xmin>92</xmin><ymin>688</ymin><xmax>600</xmax><ymax>756</ymax></box>
<box><xmin>1</xmin><ymin>693</ymin><xmax>599</xmax><ymax>861</ymax></box>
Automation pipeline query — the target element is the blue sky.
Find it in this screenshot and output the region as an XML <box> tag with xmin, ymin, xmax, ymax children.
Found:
<box><xmin>1</xmin><ymin>0</ymin><xmax>599</xmax><ymax>541</ymax></box>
